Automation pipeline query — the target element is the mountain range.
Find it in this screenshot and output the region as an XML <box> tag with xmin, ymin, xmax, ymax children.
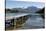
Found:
<box><xmin>6</xmin><ymin>6</ymin><xmax>41</xmax><ymax>13</ymax></box>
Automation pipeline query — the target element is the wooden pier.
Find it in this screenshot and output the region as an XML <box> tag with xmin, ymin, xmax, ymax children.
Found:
<box><xmin>5</xmin><ymin>14</ymin><xmax>29</xmax><ymax>30</ymax></box>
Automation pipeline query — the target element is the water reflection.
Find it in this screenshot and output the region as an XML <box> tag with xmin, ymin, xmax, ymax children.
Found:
<box><xmin>22</xmin><ymin>15</ymin><xmax>44</xmax><ymax>29</ymax></box>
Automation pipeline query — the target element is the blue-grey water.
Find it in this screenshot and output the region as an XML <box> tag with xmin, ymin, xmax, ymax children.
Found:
<box><xmin>6</xmin><ymin>13</ymin><xmax>44</xmax><ymax>29</ymax></box>
<box><xmin>22</xmin><ymin>15</ymin><xmax>44</xmax><ymax>29</ymax></box>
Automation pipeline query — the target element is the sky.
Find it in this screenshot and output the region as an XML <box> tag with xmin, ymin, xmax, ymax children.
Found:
<box><xmin>6</xmin><ymin>0</ymin><xmax>45</xmax><ymax>9</ymax></box>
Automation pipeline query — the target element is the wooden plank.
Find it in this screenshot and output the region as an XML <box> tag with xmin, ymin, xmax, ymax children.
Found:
<box><xmin>6</xmin><ymin>14</ymin><xmax>29</xmax><ymax>20</ymax></box>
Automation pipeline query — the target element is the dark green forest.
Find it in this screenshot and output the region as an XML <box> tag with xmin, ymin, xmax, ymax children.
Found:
<box><xmin>36</xmin><ymin>7</ymin><xmax>45</xmax><ymax>18</ymax></box>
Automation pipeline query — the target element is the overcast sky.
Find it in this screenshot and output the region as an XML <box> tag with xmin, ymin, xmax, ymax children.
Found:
<box><xmin>6</xmin><ymin>0</ymin><xmax>45</xmax><ymax>9</ymax></box>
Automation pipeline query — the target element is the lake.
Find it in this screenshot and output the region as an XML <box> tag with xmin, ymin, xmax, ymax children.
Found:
<box><xmin>6</xmin><ymin>13</ymin><xmax>45</xmax><ymax>29</ymax></box>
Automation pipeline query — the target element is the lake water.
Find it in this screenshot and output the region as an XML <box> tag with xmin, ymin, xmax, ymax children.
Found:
<box><xmin>22</xmin><ymin>15</ymin><xmax>44</xmax><ymax>29</ymax></box>
<box><xmin>6</xmin><ymin>13</ymin><xmax>45</xmax><ymax>29</ymax></box>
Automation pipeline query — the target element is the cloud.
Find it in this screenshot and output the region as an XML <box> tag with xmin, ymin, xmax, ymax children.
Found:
<box><xmin>7</xmin><ymin>0</ymin><xmax>45</xmax><ymax>2</ymax></box>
